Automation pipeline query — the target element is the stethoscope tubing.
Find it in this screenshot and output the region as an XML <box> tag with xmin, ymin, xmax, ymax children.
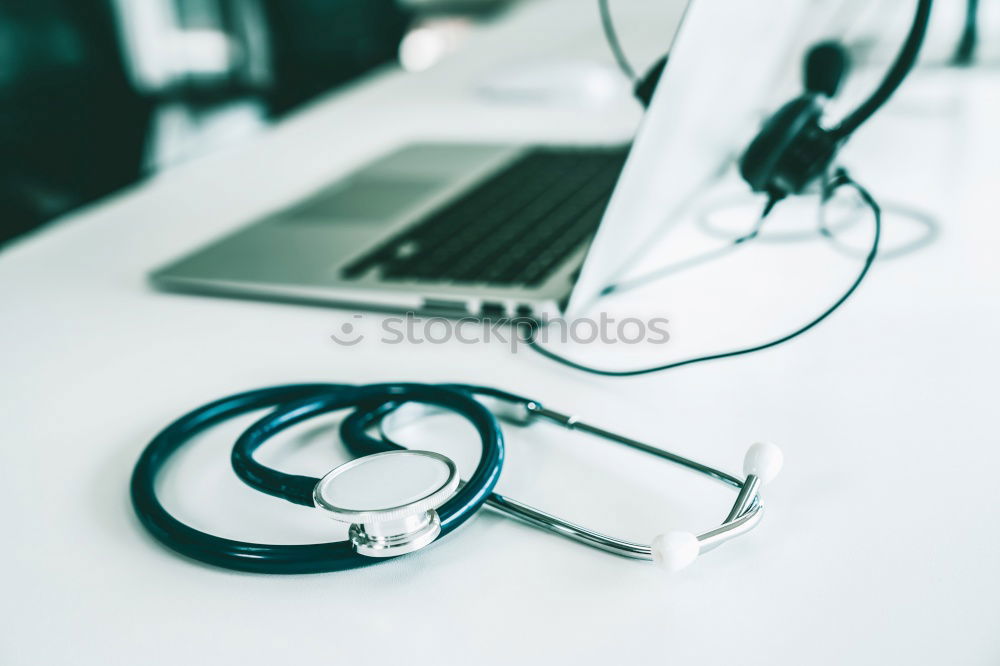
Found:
<box><xmin>131</xmin><ymin>383</ymin><xmax>504</xmax><ymax>574</ymax></box>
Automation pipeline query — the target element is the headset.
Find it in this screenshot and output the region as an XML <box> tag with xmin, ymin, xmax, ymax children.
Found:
<box><xmin>739</xmin><ymin>41</ymin><xmax>851</xmax><ymax>204</ymax></box>
<box><xmin>605</xmin><ymin>0</ymin><xmax>931</xmax><ymax>201</ymax></box>
<box><xmin>526</xmin><ymin>0</ymin><xmax>933</xmax><ymax>377</ymax></box>
<box><xmin>739</xmin><ymin>0</ymin><xmax>932</xmax><ymax>206</ymax></box>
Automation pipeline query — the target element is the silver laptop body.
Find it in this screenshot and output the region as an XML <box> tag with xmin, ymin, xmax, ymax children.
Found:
<box><xmin>152</xmin><ymin>0</ymin><xmax>820</xmax><ymax>320</ymax></box>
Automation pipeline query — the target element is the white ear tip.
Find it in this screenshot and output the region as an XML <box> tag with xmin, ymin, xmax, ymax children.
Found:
<box><xmin>651</xmin><ymin>531</ymin><xmax>700</xmax><ymax>572</ymax></box>
<box><xmin>744</xmin><ymin>441</ymin><xmax>783</xmax><ymax>484</ymax></box>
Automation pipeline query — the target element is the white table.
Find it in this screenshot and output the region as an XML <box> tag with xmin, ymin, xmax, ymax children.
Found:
<box><xmin>2</xmin><ymin>2</ymin><xmax>998</xmax><ymax>664</ymax></box>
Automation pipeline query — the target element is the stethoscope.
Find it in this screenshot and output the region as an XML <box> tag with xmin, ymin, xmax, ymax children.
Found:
<box><xmin>131</xmin><ymin>383</ymin><xmax>782</xmax><ymax>574</ymax></box>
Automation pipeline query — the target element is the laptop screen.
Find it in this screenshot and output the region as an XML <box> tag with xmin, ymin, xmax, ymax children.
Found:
<box><xmin>566</xmin><ymin>0</ymin><xmax>845</xmax><ymax>316</ymax></box>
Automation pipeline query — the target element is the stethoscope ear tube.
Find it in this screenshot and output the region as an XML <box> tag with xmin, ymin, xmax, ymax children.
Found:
<box><xmin>344</xmin><ymin>385</ymin><xmax>782</xmax><ymax>572</ymax></box>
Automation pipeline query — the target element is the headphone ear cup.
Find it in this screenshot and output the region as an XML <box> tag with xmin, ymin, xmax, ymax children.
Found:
<box><xmin>740</xmin><ymin>96</ymin><xmax>821</xmax><ymax>194</ymax></box>
<box><xmin>804</xmin><ymin>41</ymin><xmax>850</xmax><ymax>97</ymax></box>
<box><xmin>739</xmin><ymin>95</ymin><xmax>840</xmax><ymax>198</ymax></box>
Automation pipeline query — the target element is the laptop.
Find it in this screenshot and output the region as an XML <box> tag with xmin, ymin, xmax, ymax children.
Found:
<box><xmin>152</xmin><ymin>0</ymin><xmax>817</xmax><ymax>320</ymax></box>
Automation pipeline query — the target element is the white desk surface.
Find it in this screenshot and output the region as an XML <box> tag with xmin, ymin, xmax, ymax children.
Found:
<box><xmin>2</xmin><ymin>1</ymin><xmax>999</xmax><ymax>664</ymax></box>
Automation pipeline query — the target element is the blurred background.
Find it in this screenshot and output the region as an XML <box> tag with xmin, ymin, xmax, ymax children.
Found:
<box><xmin>1</xmin><ymin>0</ymin><xmax>995</xmax><ymax>247</ymax></box>
<box><xmin>0</xmin><ymin>0</ymin><xmax>519</xmax><ymax>245</ymax></box>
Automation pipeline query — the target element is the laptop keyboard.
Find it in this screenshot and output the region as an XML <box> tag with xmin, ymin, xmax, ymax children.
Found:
<box><xmin>340</xmin><ymin>146</ymin><xmax>629</xmax><ymax>287</ymax></box>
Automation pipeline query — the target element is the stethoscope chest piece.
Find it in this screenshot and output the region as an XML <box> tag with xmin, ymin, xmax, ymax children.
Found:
<box><xmin>313</xmin><ymin>450</ymin><xmax>460</xmax><ymax>558</ymax></box>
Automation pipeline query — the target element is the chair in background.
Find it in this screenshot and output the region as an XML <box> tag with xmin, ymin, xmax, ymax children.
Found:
<box><xmin>0</xmin><ymin>0</ymin><xmax>153</xmax><ymax>244</ymax></box>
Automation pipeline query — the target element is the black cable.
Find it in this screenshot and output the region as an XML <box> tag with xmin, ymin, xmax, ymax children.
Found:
<box><xmin>818</xmin><ymin>199</ymin><xmax>938</xmax><ymax>261</ymax></box>
<box><xmin>525</xmin><ymin>169</ymin><xmax>881</xmax><ymax>377</ymax></box>
<box><xmin>598</xmin><ymin>0</ymin><xmax>636</xmax><ymax>82</ymax></box>
<box><xmin>831</xmin><ymin>0</ymin><xmax>933</xmax><ymax>140</ymax></box>
<box><xmin>952</xmin><ymin>0</ymin><xmax>980</xmax><ymax>66</ymax></box>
